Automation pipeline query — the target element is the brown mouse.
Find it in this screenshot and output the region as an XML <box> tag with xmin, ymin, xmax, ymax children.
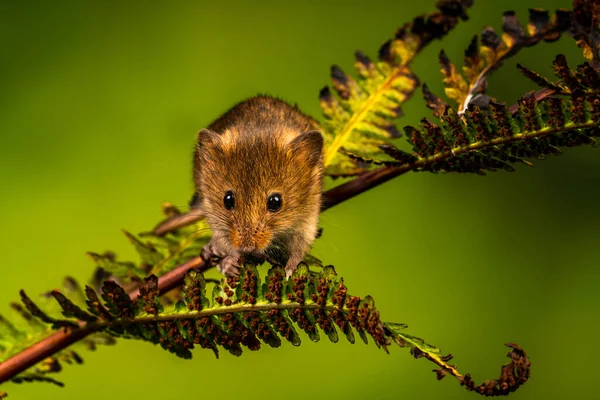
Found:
<box><xmin>193</xmin><ymin>95</ymin><xmax>324</xmax><ymax>278</ymax></box>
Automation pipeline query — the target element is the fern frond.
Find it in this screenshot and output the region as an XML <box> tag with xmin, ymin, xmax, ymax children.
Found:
<box><xmin>87</xmin><ymin>202</ymin><xmax>212</xmax><ymax>284</ymax></box>
<box><xmin>0</xmin><ymin>201</ymin><xmax>211</xmax><ymax>388</ymax></box>
<box><xmin>0</xmin><ymin>277</ymin><xmax>115</xmax><ymax>387</ymax></box>
<box><xmin>347</xmin><ymin>50</ymin><xmax>600</xmax><ymax>176</ymax></box>
<box><xmin>520</xmin><ymin>55</ymin><xmax>600</xmax><ymax>96</ymax></box>
<box><xmin>433</xmin><ymin>8</ymin><xmax>571</xmax><ymax>114</ymax></box>
<box><xmin>30</xmin><ymin>264</ymin><xmax>388</xmax><ymax>357</ymax></box>
<box><xmin>384</xmin><ymin>325</ymin><xmax>530</xmax><ymax>396</ymax></box>
<box><xmin>320</xmin><ymin>0</ymin><xmax>474</xmax><ymax>177</ymax></box>
<box><xmin>13</xmin><ymin>262</ymin><xmax>531</xmax><ymax>397</ymax></box>
<box><xmin>402</xmin><ymin>86</ymin><xmax>600</xmax><ymax>173</ymax></box>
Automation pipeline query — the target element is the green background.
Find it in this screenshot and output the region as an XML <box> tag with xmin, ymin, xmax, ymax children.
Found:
<box><xmin>1</xmin><ymin>0</ymin><xmax>597</xmax><ymax>399</ymax></box>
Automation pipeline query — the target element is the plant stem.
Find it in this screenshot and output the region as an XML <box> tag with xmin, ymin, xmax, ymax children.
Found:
<box><xmin>508</xmin><ymin>87</ymin><xmax>556</xmax><ymax>114</ymax></box>
<box><xmin>92</xmin><ymin>302</ymin><xmax>330</xmax><ymax>328</ymax></box>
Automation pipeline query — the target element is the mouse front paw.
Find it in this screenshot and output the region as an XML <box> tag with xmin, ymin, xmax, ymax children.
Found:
<box><xmin>284</xmin><ymin>259</ymin><xmax>301</xmax><ymax>279</ymax></box>
<box><xmin>200</xmin><ymin>241</ymin><xmax>225</xmax><ymax>262</ymax></box>
<box><xmin>217</xmin><ymin>256</ymin><xmax>240</xmax><ymax>277</ymax></box>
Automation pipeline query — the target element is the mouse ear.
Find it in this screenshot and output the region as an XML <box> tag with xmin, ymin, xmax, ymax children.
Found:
<box><xmin>196</xmin><ymin>128</ymin><xmax>220</xmax><ymax>154</ymax></box>
<box><xmin>288</xmin><ymin>130</ymin><xmax>324</xmax><ymax>168</ymax></box>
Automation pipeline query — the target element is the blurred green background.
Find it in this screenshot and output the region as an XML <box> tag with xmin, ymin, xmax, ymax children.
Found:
<box><xmin>1</xmin><ymin>0</ymin><xmax>597</xmax><ymax>399</ymax></box>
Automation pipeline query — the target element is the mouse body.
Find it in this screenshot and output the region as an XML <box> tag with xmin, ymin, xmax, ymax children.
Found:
<box><xmin>193</xmin><ymin>95</ymin><xmax>324</xmax><ymax>278</ymax></box>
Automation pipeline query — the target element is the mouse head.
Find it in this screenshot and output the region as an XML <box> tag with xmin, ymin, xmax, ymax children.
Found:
<box><xmin>195</xmin><ymin>128</ymin><xmax>323</xmax><ymax>255</ymax></box>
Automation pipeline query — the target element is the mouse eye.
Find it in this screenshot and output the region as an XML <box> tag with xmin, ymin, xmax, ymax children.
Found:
<box><xmin>267</xmin><ymin>193</ymin><xmax>282</xmax><ymax>212</ymax></box>
<box><xmin>223</xmin><ymin>190</ymin><xmax>235</xmax><ymax>210</ymax></box>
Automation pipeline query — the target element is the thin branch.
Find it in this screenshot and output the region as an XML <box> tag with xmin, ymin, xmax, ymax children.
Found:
<box><xmin>152</xmin><ymin>208</ymin><xmax>204</xmax><ymax>236</ymax></box>
<box><xmin>0</xmin><ymin>326</ymin><xmax>97</xmax><ymax>385</ymax></box>
<box><xmin>127</xmin><ymin>255</ymin><xmax>206</xmax><ymax>299</ymax></box>
<box><xmin>508</xmin><ymin>87</ymin><xmax>556</xmax><ymax>114</ymax></box>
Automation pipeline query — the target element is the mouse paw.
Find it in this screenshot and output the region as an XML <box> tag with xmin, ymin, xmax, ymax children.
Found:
<box><xmin>284</xmin><ymin>260</ymin><xmax>300</xmax><ymax>279</ymax></box>
<box><xmin>201</xmin><ymin>242</ymin><xmax>225</xmax><ymax>262</ymax></box>
<box><xmin>217</xmin><ymin>256</ymin><xmax>240</xmax><ymax>277</ymax></box>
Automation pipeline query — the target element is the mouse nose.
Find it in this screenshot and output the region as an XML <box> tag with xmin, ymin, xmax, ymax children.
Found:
<box><xmin>232</xmin><ymin>228</ymin><xmax>258</xmax><ymax>253</ymax></box>
<box><xmin>231</xmin><ymin>223</ymin><xmax>270</xmax><ymax>253</ymax></box>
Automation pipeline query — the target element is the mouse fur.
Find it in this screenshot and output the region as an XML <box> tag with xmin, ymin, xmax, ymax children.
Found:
<box><xmin>193</xmin><ymin>95</ymin><xmax>324</xmax><ymax>278</ymax></box>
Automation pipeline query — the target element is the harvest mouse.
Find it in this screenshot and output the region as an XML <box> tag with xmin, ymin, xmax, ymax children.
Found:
<box><xmin>193</xmin><ymin>95</ymin><xmax>324</xmax><ymax>278</ymax></box>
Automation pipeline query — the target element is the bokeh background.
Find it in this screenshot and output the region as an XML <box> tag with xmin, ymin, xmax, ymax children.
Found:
<box><xmin>1</xmin><ymin>0</ymin><xmax>597</xmax><ymax>399</ymax></box>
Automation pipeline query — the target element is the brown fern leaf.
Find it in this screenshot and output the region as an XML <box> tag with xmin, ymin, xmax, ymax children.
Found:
<box><xmin>423</xmin><ymin>83</ymin><xmax>450</xmax><ymax>118</ymax></box>
<box><xmin>437</xmin><ymin>8</ymin><xmax>571</xmax><ymax>113</ymax></box>
<box><xmin>519</xmin><ymin>54</ymin><xmax>600</xmax><ymax>96</ymax></box>
<box><xmin>459</xmin><ymin>343</ymin><xmax>530</xmax><ymax>396</ymax></box>
<box><xmin>571</xmin><ymin>0</ymin><xmax>600</xmax><ymax>61</ymax></box>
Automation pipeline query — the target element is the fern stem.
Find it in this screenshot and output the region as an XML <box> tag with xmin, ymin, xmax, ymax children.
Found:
<box><xmin>507</xmin><ymin>87</ymin><xmax>556</xmax><ymax>114</ymax></box>
<box><xmin>91</xmin><ymin>302</ymin><xmax>334</xmax><ymax>328</ymax></box>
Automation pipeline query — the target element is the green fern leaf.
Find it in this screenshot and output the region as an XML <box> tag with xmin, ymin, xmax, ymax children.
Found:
<box><xmin>321</xmin><ymin>0</ymin><xmax>473</xmax><ymax>176</ymax></box>
<box><xmin>87</xmin><ymin>203</ymin><xmax>212</xmax><ymax>283</ymax></box>
<box><xmin>13</xmin><ymin>261</ymin><xmax>533</xmax><ymax>395</ymax></box>
<box><xmin>27</xmin><ymin>263</ymin><xmax>392</xmax><ymax>358</ymax></box>
<box><xmin>122</xmin><ymin>230</ymin><xmax>164</xmax><ymax>267</ymax></box>
<box><xmin>400</xmin><ymin>92</ymin><xmax>600</xmax><ymax>174</ymax></box>
<box><xmin>86</xmin><ymin>251</ymin><xmax>146</xmax><ymax>283</ymax></box>
<box><xmin>0</xmin><ymin>277</ymin><xmax>115</xmax><ymax>388</ymax></box>
<box><xmin>19</xmin><ymin>291</ymin><xmax>77</xmax><ymax>330</ymax></box>
<box><xmin>0</xmin><ymin>316</ymin><xmax>25</xmax><ymax>349</ymax></box>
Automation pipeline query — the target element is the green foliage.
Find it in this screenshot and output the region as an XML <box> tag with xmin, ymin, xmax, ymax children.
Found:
<box><xmin>318</xmin><ymin>3</ymin><xmax>597</xmax><ymax>178</ymax></box>
<box><xmin>87</xmin><ymin>202</ymin><xmax>212</xmax><ymax>284</ymax></box>
<box><xmin>320</xmin><ymin>0</ymin><xmax>474</xmax><ymax>176</ymax></box>
<box><xmin>0</xmin><ymin>278</ymin><xmax>115</xmax><ymax>387</ymax></box>
<box><xmin>0</xmin><ymin>202</ymin><xmax>212</xmax><ymax>388</ymax></box>
<box><xmin>24</xmin><ymin>264</ymin><xmax>391</xmax><ymax>358</ymax></box>
<box><xmin>14</xmin><ymin>261</ymin><xmax>531</xmax><ymax>397</ymax></box>
<box><xmin>339</xmin><ymin>7</ymin><xmax>600</xmax><ymax>176</ymax></box>
<box><xmin>398</xmin><ymin>63</ymin><xmax>600</xmax><ymax>174</ymax></box>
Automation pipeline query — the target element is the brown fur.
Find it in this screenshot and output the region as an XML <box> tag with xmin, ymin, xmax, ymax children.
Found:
<box><xmin>193</xmin><ymin>95</ymin><xmax>323</xmax><ymax>277</ymax></box>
